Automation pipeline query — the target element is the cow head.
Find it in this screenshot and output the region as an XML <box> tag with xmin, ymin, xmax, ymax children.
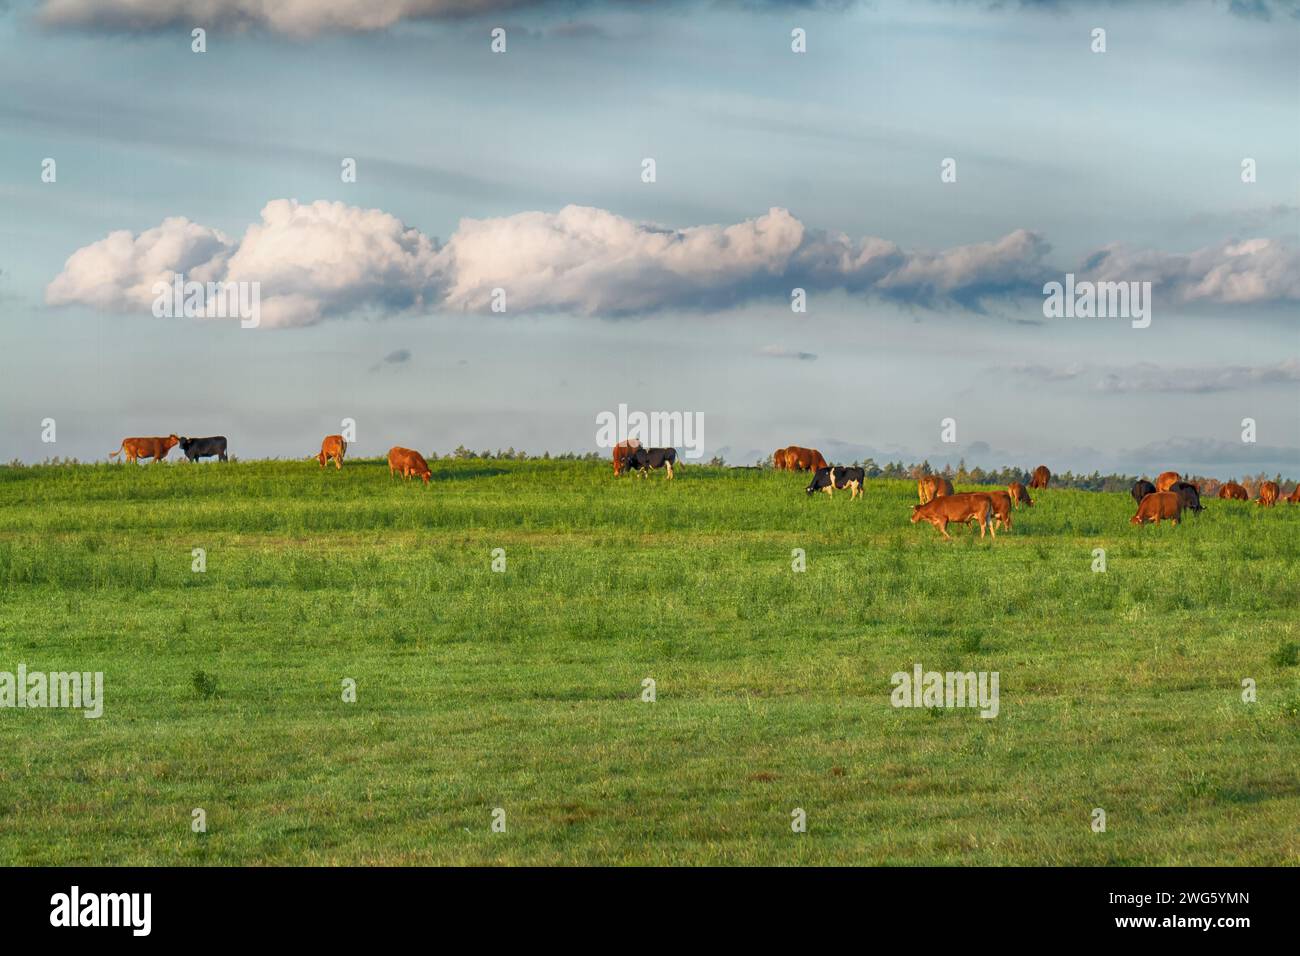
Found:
<box><xmin>910</xmin><ymin>505</ymin><xmax>924</xmax><ymax>523</ymax></box>
<box><xmin>164</xmin><ymin>434</ymin><xmax>180</xmax><ymax>451</ymax></box>
<box><xmin>806</xmin><ymin>468</ymin><xmax>831</xmax><ymax>495</ymax></box>
<box><xmin>179</xmin><ymin>436</ymin><xmax>192</xmax><ymax>450</ymax></box>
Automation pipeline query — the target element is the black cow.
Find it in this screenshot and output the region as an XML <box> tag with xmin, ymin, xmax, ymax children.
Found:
<box><xmin>179</xmin><ymin>435</ymin><xmax>228</xmax><ymax>462</ymax></box>
<box><xmin>625</xmin><ymin>447</ymin><xmax>677</xmax><ymax>479</ymax></box>
<box><xmin>1131</xmin><ymin>479</ymin><xmax>1156</xmax><ymax>504</ymax></box>
<box><xmin>806</xmin><ymin>466</ymin><xmax>865</xmax><ymax>500</ymax></box>
<box><xmin>1171</xmin><ymin>480</ymin><xmax>1203</xmax><ymax>513</ymax></box>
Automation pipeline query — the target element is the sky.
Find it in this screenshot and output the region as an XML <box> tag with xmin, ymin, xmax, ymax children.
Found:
<box><xmin>1</xmin><ymin>0</ymin><xmax>1297</xmax><ymax>476</ymax></box>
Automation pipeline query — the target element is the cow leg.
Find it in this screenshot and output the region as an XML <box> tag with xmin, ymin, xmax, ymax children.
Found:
<box><xmin>938</xmin><ymin>519</ymin><xmax>951</xmax><ymax>541</ymax></box>
<box><xmin>987</xmin><ymin>513</ymin><xmax>996</xmax><ymax>538</ymax></box>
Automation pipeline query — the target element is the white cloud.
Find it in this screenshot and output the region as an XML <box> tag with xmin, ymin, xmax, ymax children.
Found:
<box><xmin>45</xmin><ymin>199</ymin><xmax>1298</xmax><ymax>327</ymax></box>
<box><xmin>1081</xmin><ymin>237</ymin><xmax>1300</xmax><ymax>305</ymax></box>
<box><xmin>46</xmin><ymin>199</ymin><xmax>442</xmax><ymax>328</ymax></box>
<box><xmin>36</xmin><ymin>0</ymin><xmax>530</xmax><ymax>37</ymax></box>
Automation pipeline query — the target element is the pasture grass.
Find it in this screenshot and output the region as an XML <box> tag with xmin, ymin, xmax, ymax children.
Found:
<box><xmin>0</xmin><ymin>457</ymin><xmax>1297</xmax><ymax>865</ymax></box>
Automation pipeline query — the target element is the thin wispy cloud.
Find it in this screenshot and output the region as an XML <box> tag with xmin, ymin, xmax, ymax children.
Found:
<box><xmin>1005</xmin><ymin>358</ymin><xmax>1300</xmax><ymax>393</ymax></box>
<box><xmin>758</xmin><ymin>345</ymin><xmax>818</xmax><ymax>361</ymax></box>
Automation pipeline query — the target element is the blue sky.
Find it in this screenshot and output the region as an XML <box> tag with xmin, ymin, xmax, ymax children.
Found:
<box><xmin>1</xmin><ymin>0</ymin><xmax>1297</xmax><ymax>475</ymax></box>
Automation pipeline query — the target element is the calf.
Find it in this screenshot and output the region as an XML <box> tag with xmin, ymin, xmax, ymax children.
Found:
<box><xmin>806</xmin><ymin>466</ymin><xmax>865</xmax><ymax>500</ymax></box>
<box><xmin>1170</xmin><ymin>480</ymin><xmax>1202</xmax><ymax>513</ymax></box>
<box><xmin>388</xmin><ymin>446</ymin><xmax>431</xmax><ymax>484</ymax></box>
<box><xmin>1131</xmin><ymin>479</ymin><xmax>1156</xmax><ymax>505</ymax></box>
<box><xmin>1029</xmin><ymin>465</ymin><xmax>1050</xmax><ymax>489</ymax></box>
<box><xmin>1130</xmin><ymin>491</ymin><xmax>1183</xmax><ymax>526</ymax></box>
<box><xmin>625</xmin><ymin>447</ymin><xmax>677</xmax><ymax>479</ymax></box>
<box><xmin>317</xmin><ymin>435</ymin><xmax>346</xmax><ymax>470</ymax></box>
<box><xmin>1007</xmin><ymin>481</ymin><xmax>1033</xmax><ymax>508</ymax></box>
<box><xmin>910</xmin><ymin>492</ymin><xmax>996</xmax><ymax>541</ymax></box>
<box><xmin>1288</xmin><ymin>485</ymin><xmax>1300</xmax><ymax>504</ymax></box>
<box><xmin>179</xmin><ymin>435</ymin><xmax>228</xmax><ymax>462</ymax></box>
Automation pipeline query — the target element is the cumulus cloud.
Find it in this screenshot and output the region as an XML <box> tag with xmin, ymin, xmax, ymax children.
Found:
<box><xmin>47</xmin><ymin>199</ymin><xmax>442</xmax><ymax>327</ymax></box>
<box><xmin>45</xmin><ymin>199</ymin><xmax>1299</xmax><ymax>327</ymax></box>
<box><xmin>36</xmin><ymin>0</ymin><xmax>543</xmax><ymax>37</ymax></box>
<box><xmin>35</xmin><ymin>0</ymin><xmax>1295</xmax><ymax>35</ymax></box>
<box><xmin>1079</xmin><ymin>237</ymin><xmax>1300</xmax><ymax>305</ymax></box>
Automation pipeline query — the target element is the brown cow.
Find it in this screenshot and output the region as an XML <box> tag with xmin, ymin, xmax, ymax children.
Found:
<box><xmin>1155</xmin><ymin>471</ymin><xmax>1181</xmax><ymax>492</ymax></box>
<box><xmin>772</xmin><ymin>447</ymin><xmax>791</xmax><ymax>470</ymax></box>
<box><xmin>782</xmin><ymin>446</ymin><xmax>828</xmax><ymax>472</ymax></box>
<box><xmin>109</xmin><ymin>435</ymin><xmax>179</xmax><ymax>463</ymax></box>
<box><xmin>911</xmin><ymin>492</ymin><xmax>996</xmax><ymax>541</ymax></box>
<box><xmin>1287</xmin><ymin>485</ymin><xmax>1300</xmax><ymax>504</ymax></box>
<box><xmin>1218</xmin><ymin>481</ymin><xmax>1248</xmax><ymax>501</ymax></box>
<box><xmin>1029</xmin><ymin>465</ymin><xmax>1050</xmax><ymax>489</ymax></box>
<box><xmin>1130</xmin><ymin>491</ymin><xmax>1183</xmax><ymax>526</ymax></box>
<box><xmin>917</xmin><ymin>474</ymin><xmax>954</xmax><ymax>504</ymax></box>
<box><xmin>1257</xmin><ymin>481</ymin><xmax>1280</xmax><ymax>507</ymax></box>
<box><xmin>612</xmin><ymin>438</ymin><xmax>641</xmax><ymax>476</ymax></box>
<box><xmin>388</xmin><ymin>446</ymin><xmax>431</xmax><ymax>484</ymax></box>
<box><xmin>1007</xmin><ymin>481</ymin><xmax>1033</xmax><ymax>508</ymax></box>
<box><xmin>317</xmin><ymin>435</ymin><xmax>346</xmax><ymax>470</ymax></box>
<box><xmin>987</xmin><ymin>490</ymin><xmax>1014</xmax><ymax>531</ymax></box>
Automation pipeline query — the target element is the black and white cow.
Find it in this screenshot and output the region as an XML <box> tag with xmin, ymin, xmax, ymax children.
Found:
<box><xmin>806</xmin><ymin>466</ymin><xmax>865</xmax><ymax>500</ymax></box>
<box><xmin>624</xmin><ymin>447</ymin><xmax>677</xmax><ymax>479</ymax></box>
<box><xmin>179</xmin><ymin>435</ymin><xmax>228</xmax><ymax>462</ymax></box>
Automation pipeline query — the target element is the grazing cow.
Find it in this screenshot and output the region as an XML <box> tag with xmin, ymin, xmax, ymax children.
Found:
<box><xmin>388</xmin><ymin>446</ymin><xmax>431</xmax><ymax>484</ymax></box>
<box><xmin>1288</xmin><ymin>485</ymin><xmax>1300</xmax><ymax>504</ymax></box>
<box><xmin>806</xmin><ymin>466</ymin><xmax>865</xmax><ymax>500</ymax></box>
<box><xmin>612</xmin><ymin>439</ymin><xmax>642</xmax><ymax>476</ymax></box>
<box><xmin>779</xmin><ymin>446</ymin><xmax>828</xmax><ymax>472</ymax></box>
<box><xmin>317</xmin><ymin>435</ymin><xmax>346</xmax><ymax>470</ymax></box>
<box><xmin>917</xmin><ymin>474</ymin><xmax>954</xmax><ymax>504</ymax></box>
<box><xmin>1131</xmin><ymin>479</ymin><xmax>1157</xmax><ymax>505</ymax></box>
<box><xmin>109</xmin><ymin>435</ymin><xmax>179</xmax><ymax>463</ymax></box>
<box><xmin>179</xmin><ymin>436</ymin><xmax>228</xmax><ymax>462</ymax></box>
<box><xmin>1131</xmin><ymin>491</ymin><xmax>1183</xmax><ymax>526</ymax></box>
<box><xmin>772</xmin><ymin>447</ymin><xmax>791</xmax><ymax>470</ymax></box>
<box><xmin>986</xmin><ymin>490</ymin><xmax>1015</xmax><ymax>531</ymax></box>
<box><xmin>626</xmin><ymin>447</ymin><xmax>677</xmax><ymax>479</ymax></box>
<box><xmin>911</xmin><ymin>492</ymin><xmax>996</xmax><ymax>541</ymax></box>
<box><xmin>1029</xmin><ymin>465</ymin><xmax>1050</xmax><ymax>489</ymax></box>
<box><xmin>1170</xmin><ymin>480</ymin><xmax>1203</xmax><ymax>513</ymax></box>
<box><xmin>1155</xmin><ymin>471</ymin><xmax>1181</xmax><ymax>492</ymax></box>
<box><xmin>1007</xmin><ymin>481</ymin><xmax>1033</xmax><ymax>508</ymax></box>
<box><xmin>1218</xmin><ymin>481</ymin><xmax>1248</xmax><ymax>501</ymax></box>
<box><xmin>1257</xmin><ymin>481</ymin><xmax>1280</xmax><ymax>507</ymax></box>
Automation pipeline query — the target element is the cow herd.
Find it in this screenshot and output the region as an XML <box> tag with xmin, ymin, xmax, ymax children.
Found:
<box><xmin>768</xmin><ymin>446</ymin><xmax>1296</xmax><ymax>540</ymax></box>
<box><xmin>103</xmin><ymin>433</ymin><xmax>1299</xmax><ymax>534</ymax></box>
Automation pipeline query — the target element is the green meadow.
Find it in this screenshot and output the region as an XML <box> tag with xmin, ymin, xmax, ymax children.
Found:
<box><xmin>0</xmin><ymin>457</ymin><xmax>1296</xmax><ymax>865</ymax></box>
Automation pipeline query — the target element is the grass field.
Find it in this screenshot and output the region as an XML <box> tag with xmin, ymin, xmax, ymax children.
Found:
<box><xmin>0</xmin><ymin>457</ymin><xmax>1296</xmax><ymax>865</ymax></box>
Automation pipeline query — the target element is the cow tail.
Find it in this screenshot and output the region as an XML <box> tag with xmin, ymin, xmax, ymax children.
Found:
<box><xmin>108</xmin><ymin>444</ymin><xmax>123</xmax><ymax>459</ymax></box>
